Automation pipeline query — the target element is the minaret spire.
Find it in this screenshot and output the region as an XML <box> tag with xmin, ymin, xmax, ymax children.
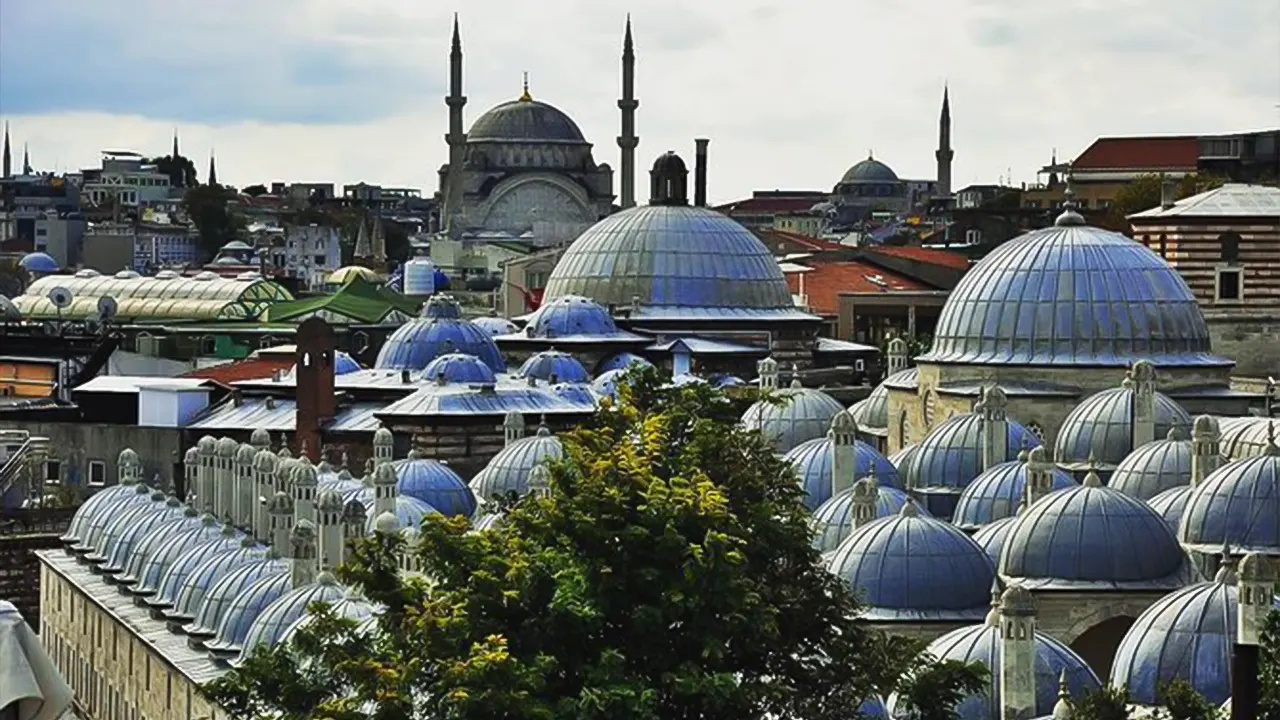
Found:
<box><xmin>2</xmin><ymin>123</ymin><xmax>10</xmax><ymax>179</ymax></box>
<box><xmin>442</xmin><ymin>13</ymin><xmax>467</xmax><ymax>237</ymax></box>
<box><xmin>207</xmin><ymin>151</ymin><xmax>218</xmax><ymax>186</ymax></box>
<box><xmin>617</xmin><ymin>14</ymin><xmax>639</xmax><ymax>209</ymax></box>
<box><xmin>22</xmin><ymin>143</ymin><xmax>32</xmax><ymax>175</ymax></box>
<box><xmin>172</xmin><ymin>130</ymin><xmax>180</xmax><ymax>160</ymax></box>
<box><xmin>935</xmin><ymin>84</ymin><xmax>953</xmax><ymax>201</ymax></box>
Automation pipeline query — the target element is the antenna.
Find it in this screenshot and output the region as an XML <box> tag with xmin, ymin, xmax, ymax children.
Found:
<box><xmin>47</xmin><ymin>286</ymin><xmax>73</xmax><ymax>311</ymax></box>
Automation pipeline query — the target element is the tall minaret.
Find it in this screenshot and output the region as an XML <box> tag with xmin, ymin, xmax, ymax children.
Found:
<box><xmin>207</xmin><ymin>152</ymin><xmax>218</xmax><ymax>186</ymax></box>
<box><xmin>172</xmin><ymin>130</ymin><xmax>180</xmax><ymax>159</ymax></box>
<box><xmin>2</xmin><ymin>123</ymin><xmax>10</xmax><ymax>178</ymax></box>
<box><xmin>443</xmin><ymin>14</ymin><xmax>467</xmax><ymax>235</ymax></box>
<box><xmin>617</xmin><ymin>15</ymin><xmax>639</xmax><ymax>209</ymax></box>
<box><xmin>21</xmin><ymin>143</ymin><xmax>32</xmax><ymax>175</ymax></box>
<box><xmin>935</xmin><ymin>85</ymin><xmax>953</xmax><ymax>201</ymax></box>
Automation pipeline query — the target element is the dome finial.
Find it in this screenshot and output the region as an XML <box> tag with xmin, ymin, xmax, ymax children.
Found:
<box><xmin>1083</xmin><ymin>454</ymin><xmax>1102</xmax><ymax>487</ymax></box>
<box><xmin>1214</xmin><ymin>543</ymin><xmax>1236</xmax><ymax>584</ymax></box>
<box><xmin>1052</xmin><ymin>670</ymin><xmax>1074</xmax><ymax>719</ymax></box>
<box><xmin>519</xmin><ymin>71</ymin><xmax>532</xmax><ymax>102</ymax></box>
<box><xmin>898</xmin><ymin>498</ymin><xmax>919</xmax><ymax>518</ymax></box>
<box><xmin>1054</xmin><ymin>171</ymin><xmax>1086</xmax><ymax>227</ymax></box>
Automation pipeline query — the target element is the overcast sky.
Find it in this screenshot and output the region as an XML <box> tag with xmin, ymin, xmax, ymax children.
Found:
<box><xmin>1</xmin><ymin>0</ymin><xmax>1277</xmax><ymax>205</ymax></box>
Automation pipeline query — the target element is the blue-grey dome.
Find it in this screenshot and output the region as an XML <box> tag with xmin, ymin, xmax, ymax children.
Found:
<box><xmin>543</xmin><ymin>205</ymin><xmax>798</xmax><ymax>316</ymax></box>
<box><xmin>550</xmin><ymin>382</ymin><xmax>597</xmax><ymax>406</ymax></box>
<box><xmin>205</xmin><ymin>571</ymin><xmax>293</xmax><ymax>655</ymax></box>
<box><xmin>467</xmin><ymin>98</ymin><xmax>586</xmax><ymax>143</ymax></box>
<box><xmin>288</xmin><ymin>350</ymin><xmax>360</xmax><ymax>377</ymax></box>
<box><xmin>596</xmin><ymin>352</ymin><xmax>653</xmax><ymax>374</ymax></box>
<box><xmin>163</xmin><ymin>540</ymin><xmax>267</xmax><ymax>624</ymax></box>
<box><xmin>183</xmin><ymin>557</ymin><xmax>288</xmax><ymax>639</ymax></box>
<box><xmin>394</xmin><ymin>457</ymin><xmax>475</xmax><ymax>517</ymax></box>
<box><xmin>1054</xmin><ymin>387</ymin><xmax>1192</xmax><ymax>469</ymax></box>
<box><xmin>82</xmin><ymin>487</ymin><xmax>164</xmax><ymax>562</ymax></box>
<box><xmin>375</xmin><ymin>313</ymin><xmax>505</xmax><ymax>373</ymax></box>
<box><xmin>61</xmin><ymin>481</ymin><xmax>139</xmax><ymax>544</ymax></box>
<box><xmin>361</xmin><ymin>495</ymin><xmax>439</xmax><ymax>535</ymax></box>
<box><xmin>130</xmin><ymin>516</ymin><xmax>230</xmax><ymax>597</ymax></box>
<box><xmin>972</xmin><ymin>515</ymin><xmax>1017</xmax><ymax>565</ymax></box>
<box><xmin>19</xmin><ymin>252</ymin><xmax>59</xmax><ymax>272</ymax></box>
<box><xmin>783</xmin><ymin>435</ymin><xmax>900</xmax><ymax>510</ymax></box>
<box><xmin>1218</xmin><ymin>417</ymin><xmax>1259</xmax><ymax>459</ymax></box>
<box><xmin>70</xmin><ymin>484</ymin><xmax>158</xmax><ymax>553</ymax></box>
<box><xmin>279</xmin><ymin>593</ymin><xmax>376</xmax><ymax>647</ymax></box>
<box><xmin>523</xmin><ymin>295</ymin><xmax>624</xmax><ymax>338</ymax></box>
<box><xmin>1111</xmin><ymin>573</ymin><xmax>1279</xmax><ymax>705</ymax></box>
<box><xmin>919</xmin><ymin>218</ymin><xmax>1223</xmax><ymax>367</ymax></box>
<box><xmin>518</xmin><ymin>350</ymin><xmax>590</xmax><ymax>384</ymax></box>
<box><xmin>147</xmin><ymin>526</ymin><xmax>244</xmax><ymax>609</ymax></box>
<box><xmin>827</xmin><ymin>504</ymin><xmax>994</xmax><ymax>620</ymax></box>
<box><xmin>473</xmin><ymin>314</ymin><xmax>518</xmax><ymax>337</ymax></box>
<box><xmin>113</xmin><ymin>509</ymin><xmax>205</xmax><ymax>585</ymax></box>
<box><xmin>890</xmin><ymin>621</ymin><xmax>1101</xmax><ymax>720</ymax></box>
<box><xmin>469</xmin><ymin>427</ymin><xmax>563</xmax><ymax>501</ymax></box>
<box><xmin>422</xmin><ymin>294</ymin><xmax>463</xmax><ymax>319</ymax></box>
<box><xmin>97</xmin><ymin>497</ymin><xmax>186</xmax><ymax>573</ymax></box>
<box><xmin>709</xmin><ymin>374</ymin><xmax>745</xmax><ymax>389</ymax></box>
<box><xmin>840</xmin><ymin>157</ymin><xmax>899</xmax><ymax>184</ymax></box>
<box><xmin>851</xmin><ymin>384</ymin><xmax>892</xmax><ymax>431</ymax></box>
<box><xmin>421</xmin><ymin>352</ymin><xmax>497</xmax><ymax>385</ymax></box>
<box><xmin>471</xmin><ymin>512</ymin><xmax>504</xmax><ymax>532</ymax></box>
<box><xmin>742</xmin><ymin>384</ymin><xmax>846</xmax><ymax>454</ymax></box>
<box><xmin>1149</xmin><ymin>485</ymin><xmax>1194</xmax><ymax>533</ymax></box>
<box><xmin>1177</xmin><ymin>449</ymin><xmax>1280</xmax><ymax>554</ymax></box>
<box><xmin>811</xmin><ymin>483</ymin><xmax>923</xmax><ymax>553</ymax></box>
<box><xmin>887</xmin><ymin>443</ymin><xmax>918</xmax><ymax>472</ymax></box>
<box><xmin>592</xmin><ymin>368</ymin><xmax>626</xmax><ymax>400</ymax></box>
<box><xmin>233</xmin><ymin>573</ymin><xmax>346</xmax><ymax>666</ymax></box>
<box><xmin>902</xmin><ymin>412</ymin><xmax>1042</xmax><ymax>519</ymax></box>
<box><xmin>999</xmin><ymin>479</ymin><xmax>1191</xmax><ymax>590</ymax></box>
<box><xmin>1109</xmin><ymin>430</ymin><xmax>1206</xmax><ymax>501</ymax></box>
<box><xmin>953</xmin><ymin>457</ymin><xmax>1076</xmax><ymax>530</ymax></box>
<box><xmin>859</xmin><ymin>696</ymin><xmax>890</xmax><ymax>719</ymax></box>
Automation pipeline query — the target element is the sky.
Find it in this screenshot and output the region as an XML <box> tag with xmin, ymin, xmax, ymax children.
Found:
<box><xmin>1</xmin><ymin>0</ymin><xmax>1277</xmax><ymax>206</ymax></box>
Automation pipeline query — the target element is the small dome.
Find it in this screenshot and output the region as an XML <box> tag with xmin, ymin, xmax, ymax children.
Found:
<box><xmin>216</xmin><ymin>436</ymin><xmax>239</xmax><ymax>458</ymax></box>
<box><xmin>811</xmin><ymin>483</ymin><xmax>924</xmax><ymax>553</ymax></box>
<box><xmin>827</xmin><ymin>505</ymin><xmax>994</xmax><ymax>620</ymax></box>
<box><xmin>72</xmin><ymin>487</ymin><xmax>167</xmax><ymax>556</ymax></box>
<box><xmin>375</xmin><ymin>313</ymin><xmax>505</xmax><ymax>372</ymax></box>
<box><xmin>1000</xmin><ymin>479</ymin><xmax>1191</xmax><ymax>590</ymax></box>
<box><xmin>288</xmin><ymin>350</ymin><xmax>361</xmax><ymax>377</ymax></box>
<box><xmin>1109</xmin><ymin>430</ymin><xmax>1210</xmax><ymax>501</ymax></box>
<box><xmin>95</xmin><ymin>496</ymin><xmax>185</xmax><ymax>573</ymax></box>
<box><xmin>19</xmin><ymin>252</ymin><xmax>59</xmax><ymax>272</ymax></box>
<box><xmin>467</xmin><ymin>97</ymin><xmax>586</xmax><ymax>143</ymax></box>
<box><xmin>596</xmin><ymin>352</ymin><xmax>653</xmax><ymax>374</ymax></box>
<box><xmin>234</xmin><ymin>575</ymin><xmax>346</xmax><ymax>665</ymax></box>
<box><xmin>205</xmin><ymin>572</ymin><xmax>293</xmax><ymax>655</ymax></box>
<box><xmin>919</xmin><ymin>218</ymin><xmax>1222</xmax><ymax>367</ymax></box>
<box><xmin>1178</xmin><ymin>449</ymin><xmax>1280</xmax><ymax>554</ymax></box>
<box><xmin>902</xmin><ymin>412</ymin><xmax>1042</xmax><ymax>518</ymax></box>
<box><xmin>472</xmin><ymin>314</ymin><xmax>518</xmax><ymax>337</ymax></box>
<box><xmin>592</xmin><ymin>368</ymin><xmax>627</xmax><ymax>400</ymax></box>
<box><xmin>221</xmin><ymin>240</ymin><xmax>253</xmax><ymax>251</ymax></box>
<box><xmin>851</xmin><ymin>386</ymin><xmax>890</xmax><ymax>430</ymax></box>
<box><xmin>1055</xmin><ymin>387</ymin><xmax>1192</xmax><ymax>469</ymax></box>
<box><xmin>163</xmin><ymin>541</ymin><xmax>267</xmax><ymax>624</ymax></box>
<box><xmin>1111</xmin><ymin>574</ymin><xmax>1279</xmax><ymax>705</ymax></box>
<box><xmin>393</xmin><ymin>457</ymin><xmax>476</xmax><ymax>517</ymax></box>
<box><xmin>524</xmin><ymin>295</ymin><xmax>623</xmax><ymax>338</ymax></box>
<box><xmin>742</xmin><ymin>386</ymin><xmax>846</xmax><ymax>454</ymax></box>
<box><xmin>952</xmin><ymin>457</ymin><xmax>1076</xmax><ymax>530</ymax></box>
<box><xmin>518</xmin><ymin>350</ymin><xmax>590</xmax><ymax>384</ymax></box>
<box><xmin>422</xmin><ymin>294</ymin><xmax>464</xmax><ymax>319</ymax></box>
<box><xmin>326</xmin><ymin>266</ymin><xmax>381</xmax><ymax>285</ymax></box>
<box><xmin>709</xmin><ymin>374</ymin><xmax>745</xmax><ymax>389</ymax></box>
<box><xmin>840</xmin><ymin>156</ymin><xmax>899</xmax><ymax>184</ymax></box>
<box><xmin>62</xmin><ymin>481</ymin><xmax>148</xmax><ymax>546</ymax></box>
<box><xmin>363</xmin><ymin>495</ymin><xmax>439</xmax><ymax>535</ymax></box>
<box><xmin>550</xmin><ymin>382</ymin><xmax>597</xmax><ymax>407</ymax></box>
<box><xmin>279</xmin><ymin>593</ymin><xmax>376</xmax><ymax>647</ymax></box>
<box><xmin>79</xmin><ymin>486</ymin><xmax>160</xmax><ymax>561</ymax></box>
<box><xmin>112</xmin><ymin>509</ymin><xmax>204</xmax><ymax>585</ymax></box>
<box><xmin>858</xmin><ymin>696</ymin><xmax>890</xmax><ymax>720</ymax></box>
<box><xmin>783</xmin><ymin>435</ymin><xmax>900</xmax><ymax>510</ymax></box>
<box><xmin>890</xmin><ymin>622</ymin><xmax>1101</xmax><ymax>720</ymax></box>
<box><xmin>471</xmin><ymin>513</ymin><xmax>504</xmax><ymax>532</ymax></box>
<box><xmin>470</xmin><ymin>429</ymin><xmax>563</xmax><ymax>501</ymax></box>
<box><xmin>887</xmin><ymin>443</ymin><xmax>918</xmax><ymax>472</ymax></box>
<box><xmin>182</xmin><ymin>556</ymin><xmax>289</xmax><ymax>637</ymax></box>
<box><xmin>0</xmin><ymin>295</ymin><xmax>21</xmax><ymax>322</ymax></box>
<box><xmin>147</xmin><ymin>526</ymin><xmax>243</xmax><ymax>609</ymax></box>
<box><xmin>421</xmin><ymin>352</ymin><xmax>497</xmax><ymax>385</ymax></box>
<box><xmin>1148</xmin><ymin>484</ymin><xmax>1194</xmax><ymax>532</ymax></box>
<box><xmin>129</xmin><ymin>516</ymin><xmax>228</xmax><ymax>597</ymax></box>
<box><xmin>972</xmin><ymin>515</ymin><xmax>1017</xmax><ymax>565</ymax></box>
<box><xmin>197</xmin><ymin>435</ymin><xmax>218</xmax><ymax>454</ymax></box>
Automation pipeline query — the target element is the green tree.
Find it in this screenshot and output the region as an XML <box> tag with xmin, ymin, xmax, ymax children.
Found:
<box><xmin>146</xmin><ymin>154</ymin><xmax>198</xmax><ymax>188</ymax></box>
<box><xmin>182</xmin><ymin>183</ymin><xmax>246</xmax><ymax>260</ymax></box>
<box><xmin>1108</xmin><ymin>172</ymin><xmax>1226</xmax><ymax>223</ymax></box>
<box><xmin>205</xmin><ymin>369</ymin><xmax>980</xmax><ymax>720</ymax></box>
<box><xmin>1263</xmin><ymin>609</ymin><xmax>1280</xmax><ymax>720</ymax></box>
<box><xmin>1156</xmin><ymin>679</ymin><xmax>1219</xmax><ymax>720</ymax></box>
<box><xmin>890</xmin><ymin>652</ymin><xmax>989</xmax><ymax>720</ymax></box>
<box><xmin>242</xmin><ymin>184</ymin><xmax>269</xmax><ymax>197</ymax></box>
<box><xmin>1074</xmin><ymin>684</ymin><xmax>1132</xmax><ymax>720</ymax></box>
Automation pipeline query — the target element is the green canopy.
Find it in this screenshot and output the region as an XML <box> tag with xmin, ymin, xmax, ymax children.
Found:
<box><xmin>265</xmin><ymin>276</ymin><xmax>420</xmax><ymax>325</ymax></box>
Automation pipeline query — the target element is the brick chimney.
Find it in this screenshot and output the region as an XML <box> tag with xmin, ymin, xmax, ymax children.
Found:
<box><xmin>294</xmin><ymin>317</ymin><xmax>336</xmax><ymax>462</ymax></box>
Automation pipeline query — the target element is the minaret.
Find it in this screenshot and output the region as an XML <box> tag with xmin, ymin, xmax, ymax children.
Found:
<box><xmin>1190</xmin><ymin>415</ymin><xmax>1221</xmax><ymax>485</ymax></box>
<box><xmin>197</xmin><ymin>436</ymin><xmax>217</xmax><ymax>516</ymax></box>
<box><xmin>617</xmin><ymin>15</ymin><xmax>639</xmax><ymax>209</ymax></box>
<box><xmin>216</xmin><ymin>438</ymin><xmax>238</xmax><ymax>522</ymax></box>
<box><xmin>935</xmin><ymin>85</ymin><xmax>953</xmax><ymax>200</ymax></box>
<box><xmin>268</xmin><ymin>490</ymin><xmax>295</xmax><ymax>551</ymax></box>
<box><xmin>503</xmin><ymin>410</ymin><xmax>526</xmax><ymax>446</ymax></box>
<box><xmin>887</xmin><ymin>337</ymin><xmax>908</xmax><ymax>375</ymax></box>
<box><xmin>370</xmin><ymin>216</ymin><xmax>386</xmax><ymax>264</ymax></box>
<box><xmin>1128</xmin><ymin>360</ymin><xmax>1157</xmax><ymax>450</ymax></box>
<box><xmin>374</xmin><ymin>426</ymin><xmax>394</xmax><ymax>467</ymax></box>
<box><xmin>830</xmin><ymin>410</ymin><xmax>858</xmax><ymax>496</ymax></box>
<box><xmin>317</xmin><ymin>489</ymin><xmax>345</xmax><ymax>572</ymax></box>
<box><xmin>207</xmin><ymin>152</ymin><xmax>218</xmax><ymax>186</ymax></box>
<box><xmin>292</xmin><ymin>458</ymin><xmax>318</xmax><ymax>525</ymax></box>
<box><xmin>289</xmin><ymin>519</ymin><xmax>318</xmax><ymax>588</ymax></box>
<box><xmin>980</xmin><ymin>385</ymin><xmax>1009</xmax><ymax>473</ymax></box>
<box><xmin>234</xmin><ymin>443</ymin><xmax>256</xmax><ymax>530</ymax></box>
<box><xmin>172</xmin><ymin>130</ymin><xmax>180</xmax><ymax>159</ymax></box>
<box><xmin>22</xmin><ymin>143</ymin><xmax>31</xmax><ymax>175</ymax></box>
<box><xmin>442</xmin><ymin>14</ymin><xmax>467</xmax><ymax>235</ymax></box>
<box><xmin>1022</xmin><ymin>446</ymin><xmax>1054</xmax><ymax>509</ymax></box>
<box><xmin>999</xmin><ymin>584</ymin><xmax>1038</xmax><ymax>720</ymax></box>
<box><xmin>757</xmin><ymin>356</ymin><xmax>779</xmax><ymax>391</ymax></box>
<box><xmin>353</xmin><ymin>217</ymin><xmax>371</xmax><ymax>260</ymax></box>
<box><xmin>2</xmin><ymin>122</ymin><xmax>10</xmax><ymax>179</ymax></box>
<box><xmin>373</xmin><ymin>461</ymin><xmax>398</xmax><ymax>519</ymax></box>
<box><xmin>849</xmin><ymin>477</ymin><xmax>878</xmax><ymax>531</ymax></box>
<box><xmin>182</xmin><ymin>447</ymin><xmax>199</xmax><ymax>503</ymax></box>
<box><xmin>252</xmin><ymin>446</ymin><xmax>277</xmax><ymax>542</ymax></box>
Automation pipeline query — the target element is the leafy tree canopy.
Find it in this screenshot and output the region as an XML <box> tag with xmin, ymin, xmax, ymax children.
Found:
<box><xmin>1073</xmin><ymin>684</ymin><xmax>1132</xmax><ymax>720</ymax></box>
<box><xmin>145</xmin><ymin>154</ymin><xmax>198</xmax><ymax>189</ymax></box>
<box><xmin>182</xmin><ymin>183</ymin><xmax>247</xmax><ymax>260</ymax></box>
<box><xmin>1108</xmin><ymin>172</ymin><xmax>1226</xmax><ymax>223</ymax></box>
<box><xmin>1263</xmin><ymin>609</ymin><xmax>1280</xmax><ymax>720</ymax></box>
<box><xmin>242</xmin><ymin>184</ymin><xmax>269</xmax><ymax>197</ymax></box>
<box><xmin>205</xmin><ymin>369</ymin><xmax>983</xmax><ymax>720</ymax></box>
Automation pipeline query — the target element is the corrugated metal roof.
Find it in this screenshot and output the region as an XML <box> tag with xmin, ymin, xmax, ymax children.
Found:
<box><xmin>378</xmin><ymin>384</ymin><xmax>596</xmax><ymax>418</ymax></box>
<box><xmin>815</xmin><ymin>337</ymin><xmax>878</xmax><ymax>354</ymax></box>
<box><xmin>1129</xmin><ymin>183</ymin><xmax>1280</xmax><ymax>219</ymax></box>
<box><xmin>646</xmin><ymin>337</ymin><xmax>766</xmax><ymax>355</ymax></box>
<box><xmin>627</xmin><ymin>306</ymin><xmax>818</xmax><ymax>322</ymax></box>
<box><xmin>187</xmin><ymin>398</ymin><xmax>384</xmax><ymax>432</ymax></box>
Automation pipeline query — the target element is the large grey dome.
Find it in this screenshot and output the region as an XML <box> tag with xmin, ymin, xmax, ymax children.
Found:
<box><xmin>542</xmin><ymin>205</ymin><xmax>800</xmax><ymax>318</ymax></box>
<box><xmin>920</xmin><ymin>215</ymin><xmax>1226</xmax><ymax>367</ymax></box>
<box><xmin>840</xmin><ymin>156</ymin><xmax>899</xmax><ymax>184</ymax></box>
<box><xmin>467</xmin><ymin>98</ymin><xmax>585</xmax><ymax>143</ymax></box>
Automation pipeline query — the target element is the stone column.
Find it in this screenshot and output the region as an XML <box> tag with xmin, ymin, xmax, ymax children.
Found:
<box><xmin>1023</xmin><ymin>446</ymin><xmax>1054</xmax><ymax>509</ymax></box>
<box><xmin>1190</xmin><ymin>415</ymin><xmax>1221</xmax><ymax>485</ymax></box>
<box><xmin>317</xmin><ymin>489</ymin><xmax>344</xmax><ymax>572</ymax></box>
<box><xmin>252</xmin><ymin>448</ymin><xmax>277</xmax><ymax>543</ymax></box>
<box><xmin>215</xmin><ymin>438</ymin><xmax>237</xmax><ymax>522</ymax></box>
<box><xmin>268</xmin><ymin>491</ymin><xmax>294</xmax><ymax>553</ymax></box>
<box><xmin>292</xmin><ymin>458</ymin><xmax>318</xmax><ymax>526</ymax></box>
<box><xmin>999</xmin><ymin>585</ymin><xmax>1038</xmax><ymax>720</ymax></box>
<box><xmin>981</xmin><ymin>385</ymin><xmax>1009</xmax><ymax>473</ymax></box>
<box><xmin>197</xmin><ymin>436</ymin><xmax>216</xmax><ymax>515</ymax></box>
<box><xmin>234</xmin><ymin>443</ymin><xmax>255</xmax><ymax>530</ymax></box>
<box><xmin>1128</xmin><ymin>360</ymin><xmax>1157</xmax><ymax>450</ymax></box>
<box><xmin>373</xmin><ymin>462</ymin><xmax>398</xmax><ymax>519</ymax></box>
<box><xmin>182</xmin><ymin>447</ymin><xmax>199</xmax><ymax>504</ymax></box>
<box><xmin>830</xmin><ymin>410</ymin><xmax>859</xmax><ymax>496</ymax></box>
<box><xmin>849</xmin><ymin>477</ymin><xmax>878</xmax><ymax>531</ymax></box>
<box><xmin>503</xmin><ymin>410</ymin><xmax>526</xmax><ymax>446</ymax></box>
<box><xmin>374</xmin><ymin>427</ymin><xmax>394</xmax><ymax>467</ymax></box>
<box><xmin>289</xmin><ymin>519</ymin><xmax>317</xmax><ymax>589</ymax></box>
<box><xmin>887</xmin><ymin>337</ymin><xmax>908</xmax><ymax>375</ymax></box>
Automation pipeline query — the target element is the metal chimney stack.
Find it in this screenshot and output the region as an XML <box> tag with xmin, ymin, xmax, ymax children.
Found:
<box><xmin>694</xmin><ymin>138</ymin><xmax>709</xmax><ymax>207</ymax></box>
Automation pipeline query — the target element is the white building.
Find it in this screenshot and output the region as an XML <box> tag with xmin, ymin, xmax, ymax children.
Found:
<box><xmin>79</xmin><ymin>151</ymin><xmax>173</xmax><ymax>208</ymax></box>
<box><xmin>276</xmin><ymin>224</ymin><xmax>342</xmax><ymax>290</ymax></box>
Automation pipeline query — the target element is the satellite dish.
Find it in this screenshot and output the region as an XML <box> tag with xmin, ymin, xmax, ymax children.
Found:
<box><xmin>47</xmin><ymin>286</ymin><xmax>73</xmax><ymax>310</ymax></box>
<box><xmin>97</xmin><ymin>296</ymin><xmax>118</xmax><ymax>322</ymax></box>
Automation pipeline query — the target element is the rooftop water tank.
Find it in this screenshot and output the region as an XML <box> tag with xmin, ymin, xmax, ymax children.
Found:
<box><xmin>403</xmin><ymin>254</ymin><xmax>437</xmax><ymax>297</ymax></box>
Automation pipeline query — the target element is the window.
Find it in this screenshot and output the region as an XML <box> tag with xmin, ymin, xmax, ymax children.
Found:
<box><xmin>1216</xmin><ymin>268</ymin><xmax>1242</xmax><ymax>301</ymax></box>
<box><xmin>44</xmin><ymin>460</ymin><xmax>61</xmax><ymax>485</ymax></box>
<box><xmin>88</xmin><ymin>460</ymin><xmax>107</xmax><ymax>486</ymax></box>
<box><xmin>965</xmin><ymin>229</ymin><xmax>983</xmax><ymax>245</ymax></box>
<box><xmin>855</xmin><ymin>359</ymin><xmax>865</xmax><ymax>372</ymax></box>
<box><xmin>35</xmin><ymin>227</ymin><xmax>47</xmax><ymax>237</ymax></box>
<box><xmin>1220</xmin><ymin>232</ymin><xmax>1241</xmax><ymax>263</ymax></box>
<box><xmin>1158</xmin><ymin>234</ymin><xmax>1168</xmax><ymax>258</ymax></box>
<box><xmin>200</xmin><ymin>335</ymin><xmax>217</xmax><ymax>354</ymax></box>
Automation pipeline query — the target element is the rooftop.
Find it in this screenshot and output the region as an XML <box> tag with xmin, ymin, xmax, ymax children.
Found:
<box><xmin>784</xmin><ymin>261</ymin><xmax>928</xmax><ymax>315</ymax></box>
<box><xmin>864</xmin><ymin>245</ymin><xmax>970</xmax><ymax>271</ymax></box>
<box><xmin>1129</xmin><ymin>183</ymin><xmax>1280</xmax><ymax>220</ymax></box>
<box><xmin>1072</xmin><ymin>136</ymin><xmax>1200</xmax><ymax>172</ymax></box>
<box><xmin>714</xmin><ymin>191</ymin><xmax>828</xmax><ymax>216</ymax></box>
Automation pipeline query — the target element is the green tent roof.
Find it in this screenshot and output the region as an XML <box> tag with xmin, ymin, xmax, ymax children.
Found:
<box><xmin>265</xmin><ymin>276</ymin><xmax>420</xmax><ymax>324</ymax></box>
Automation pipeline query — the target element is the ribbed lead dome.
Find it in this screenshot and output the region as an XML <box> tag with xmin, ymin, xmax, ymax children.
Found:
<box><xmin>783</xmin><ymin>435</ymin><xmax>900</xmax><ymax>510</ymax></box>
<box><xmin>543</xmin><ymin>205</ymin><xmax>797</xmax><ymax>315</ymax></box>
<box><xmin>469</xmin><ymin>428</ymin><xmax>563</xmax><ymax>501</ymax></box>
<box><xmin>920</xmin><ymin>219</ymin><xmax>1223</xmax><ymax>366</ymax></box>
<box><xmin>1178</xmin><ymin>449</ymin><xmax>1280</xmax><ymax>554</ymax></box>
<box><xmin>467</xmin><ymin>98</ymin><xmax>586</xmax><ymax>143</ymax></box>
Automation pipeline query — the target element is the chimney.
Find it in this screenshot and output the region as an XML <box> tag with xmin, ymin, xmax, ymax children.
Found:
<box><xmin>829</xmin><ymin>410</ymin><xmax>858</xmax><ymax>496</ymax></box>
<box><xmin>1127</xmin><ymin>360</ymin><xmax>1157</xmax><ymax>450</ymax></box>
<box><xmin>1160</xmin><ymin>174</ymin><xmax>1176</xmax><ymax>209</ymax></box>
<box><xmin>294</xmin><ymin>317</ymin><xmax>336</xmax><ymax>462</ymax></box>
<box><xmin>1190</xmin><ymin>415</ymin><xmax>1221</xmax><ymax>485</ymax></box>
<box><xmin>979</xmin><ymin>385</ymin><xmax>1009</xmax><ymax>472</ymax></box>
<box><xmin>694</xmin><ymin>138</ymin><xmax>709</xmax><ymax>207</ymax></box>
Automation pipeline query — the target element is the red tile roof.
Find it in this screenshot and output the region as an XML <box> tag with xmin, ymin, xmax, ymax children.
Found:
<box><xmin>755</xmin><ymin>228</ymin><xmax>846</xmax><ymax>253</ymax></box>
<box><xmin>1072</xmin><ymin>136</ymin><xmax>1199</xmax><ymax>171</ymax></box>
<box><xmin>865</xmin><ymin>245</ymin><xmax>969</xmax><ymax>271</ymax></box>
<box><xmin>784</xmin><ymin>261</ymin><xmax>928</xmax><ymax>316</ymax></box>
<box><xmin>715</xmin><ymin>193</ymin><xmax>827</xmax><ymax>215</ymax></box>
<box><xmin>183</xmin><ymin>357</ymin><xmax>295</xmax><ymax>383</ymax></box>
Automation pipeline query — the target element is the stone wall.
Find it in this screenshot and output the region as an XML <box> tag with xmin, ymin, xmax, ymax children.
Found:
<box><xmin>0</xmin><ymin>420</ymin><xmax>183</xmax><ymax>491</ymax></box>
<box><xmin>1206</xmin><ymin>314</ymin><xmax>1280</xmax><ymax>377</ymax></box>
<box><xmin>0</xmin><ymin>508</ymin><xmax>75</xmax><ymax>627</ymax></box>
<box><xmin>39</xmin><ymin>559</ymin><xmax>229</xmax><ymax>720</ymax></box>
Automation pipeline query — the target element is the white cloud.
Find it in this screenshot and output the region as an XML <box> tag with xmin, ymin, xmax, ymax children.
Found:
<box><xmin>2</xmin><ymin>0</ymin><xmax>1277</xmax><ymax>205</ymax></box>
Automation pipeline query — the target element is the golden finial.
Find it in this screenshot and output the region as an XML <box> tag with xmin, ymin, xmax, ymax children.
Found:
<box><xmin>519</xmin><ymin>72</ymin><xmax>532</xmax><ymax>102</ymax></box>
